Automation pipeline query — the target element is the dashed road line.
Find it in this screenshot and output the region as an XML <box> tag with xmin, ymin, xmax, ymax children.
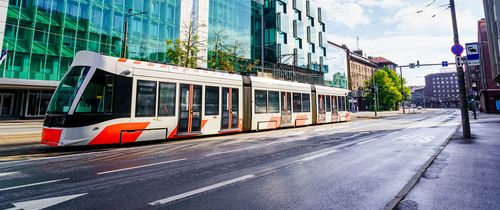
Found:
<box><xmin>299</xmin><ymin>149</ymin><xmax>339</xmax><ymax>162</ymax></box>
<box><xmin>97</xmin><ymin>158</ymin><xmax>187</xmax><ymax>175</ymax></box>
<box><xmin>205</xmin><ymin>146</ymin><xmax>257</xmax><ymax>157</ymax></box>
<box><xmin>0</xmin><ymin>171</ymin><xmax>19</xmax><ymax>177</ymax></box>
<box><xmin>149</xmin><ymin>175</ymin><xmax>255</xmax><ymax>206</ymax></box>
<box><xmin>0</xmin><ymin>178</ymin><xmax>69</xmax><ymax>192</ymax></box>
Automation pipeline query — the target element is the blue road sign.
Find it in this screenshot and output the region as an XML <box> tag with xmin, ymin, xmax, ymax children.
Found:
<box><xmin>442</xmin><ymin>61</ymin><xmax>448</xmax><ymax>67</ymax></box>
<box><xmin>465</xmin><ymin>43</ymin><xmax>480</xmax><ymax>66</ymax></box>
<box><xmin>451</xmin><ymin>44</ymin><xmax>464</xmax><ymax>56</ymax></box>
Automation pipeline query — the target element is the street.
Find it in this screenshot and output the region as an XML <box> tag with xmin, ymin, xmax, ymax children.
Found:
<box><xmin>0</xmin><ymin>110</ymin><xmax>460</xmax><ymax>209</ymax></box>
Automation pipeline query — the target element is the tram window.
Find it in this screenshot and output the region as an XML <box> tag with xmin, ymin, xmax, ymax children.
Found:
<box><xmin>302</xmin><ymin>93</ymin><xmax>311</xmax><ymax>112</ymax></box>
<box><xmin>158</xmin><ymin>82</ymin><xmax>176</xmax><ymax>116</ymax></box>
<box><xmin>268</xmin><ymin>91</ymin><xmax>280</xmax><ymax>113</ymax></box>
<box><xmin>293</xmin><ymin>93</ymin><xmax>302</xmax><ymax>113</ymax></box>
<box><xmin>339</xmin><ymin>96</ymin><xmax>345</xmax><ymax>111</ymax></box>
<box><xmin>136</xmin><ymin>80</ymin><xmax>157</xmax><ymax>117</ymax></box>
<box><xmin>205</xmin><ymin>86</ymin><xmax>219</xmax><ymax>115</ymax></box>
<box><xmin>326</xmin><ymin>95</ymin><xmax>331</xmax><ymax>112</ymax></box>
<box><xmin>75</xmin><ymin>69</ymin><xmax>114</xmax><ymax>113</ymax></box>
<box><xmin>255</xmin><ymin>90</ymin><xmax>268</xmax><ymax>114</ymax></box>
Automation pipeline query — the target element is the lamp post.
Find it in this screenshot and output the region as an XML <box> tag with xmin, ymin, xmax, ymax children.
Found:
<box><xmin>121</xmin><ymin>9</ymin><xmax>147</xmax><ymax>58</ymax></box>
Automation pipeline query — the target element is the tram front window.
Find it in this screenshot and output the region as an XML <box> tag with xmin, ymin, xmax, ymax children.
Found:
<box><xmin>75</xmin><ymin>70</ymin><xmax>114</xmax><ymax>113</ymax></box>
<box><xmin>47</xmin><ymin>66</ymin><xmax>90</xmax><ymax>113</ymax></box>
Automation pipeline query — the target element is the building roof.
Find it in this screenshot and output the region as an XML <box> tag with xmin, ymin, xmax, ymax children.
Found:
<box><xmin>371</xmin><ymin>57</ymin><xmax>397</xmax><ymax>66</ymax></box>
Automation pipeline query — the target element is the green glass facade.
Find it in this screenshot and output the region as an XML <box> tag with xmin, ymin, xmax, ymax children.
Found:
<box><xmin>207</xmin><ymin>0</ymin><xmax>255</xmax><ymax>70</ymax></box>
<box><xmin>1</xmin><ymin>0</ymin><xmax>180</xmax><ymax>81</ymax></box>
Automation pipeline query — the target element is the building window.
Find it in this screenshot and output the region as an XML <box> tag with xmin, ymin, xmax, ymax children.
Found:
<box><xmin>205</xmin><ymin>86</ymin><xmax>219</xmax><ymax>116</ymax></box>
<box><xmin>295</xmin><ymin>10</ymin><xmax>302</xmax><ymax>21</ymax></box>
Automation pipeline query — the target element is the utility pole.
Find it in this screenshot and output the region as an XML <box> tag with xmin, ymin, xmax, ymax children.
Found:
<box><xmin>372</xmin><ymin>68</ymin><xmax>378</xmax><ymax>117</ymax></box>
<box><xmin>399</xmin><ymin>66</ymin><xmax>405</xmax><ymax>114</ymax></box>
<box><xmin>121</xmin><ymin>9</ymin><xmax>147</xmax><ymax>58</ymax></box>
<box><xmin>449</xmin><ymin>0</ymin><xmax>471</xmax><ymax>138</ymax></box>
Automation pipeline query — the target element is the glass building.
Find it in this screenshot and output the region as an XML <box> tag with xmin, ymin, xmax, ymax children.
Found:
<box><xmin>0</xmin><ymin>0</ymin><xmax>181</xmax><ymax>117</ymax></box>
<box><xmin>0</xmin><ymin>0</ymin><xmax>345</xmax><ymax>118</ymax></box>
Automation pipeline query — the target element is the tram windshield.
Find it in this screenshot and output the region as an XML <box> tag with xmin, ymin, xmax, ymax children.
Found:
<box><xmin>47</xmin><ymin>66</ymin><xmax>90</xmax><ymax>114</ymax></box>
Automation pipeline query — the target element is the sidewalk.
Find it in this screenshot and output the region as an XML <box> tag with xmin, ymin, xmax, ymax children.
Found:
<box><xmin>397</xmin><ymin>113</ymin><xmax>500</xmax><ymax>209</ymax></box>
<box><xmin>353</xmin><ymin>108</ymin><xmax>433</xmax><ymax>119</ymax></box>
<box><xmin>0</xmin><ymin>120</ymin><xmax>43</xmax><ymax>146</ymax></box>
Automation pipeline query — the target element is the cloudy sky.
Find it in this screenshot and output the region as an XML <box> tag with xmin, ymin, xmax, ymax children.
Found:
<box><xmin>318</xmin><ymin>0</ymin><xmax>485</xmax><ymax>86</ymax></box>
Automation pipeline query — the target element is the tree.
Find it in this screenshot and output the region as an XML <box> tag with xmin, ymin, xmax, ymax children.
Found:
<box><xmin>364</xmin><ymin>67</ymin><xmax>410</xmax><ymax>111</ymax></box>
<box><xmin>207</xmin><ymin>30</ymin><xmax>256</xmax><ymax>73</ymax></box>
<box><xmin>166</xmin><ymin>15</ymin><xmax>206</xmax><ymax>68</ymax></box>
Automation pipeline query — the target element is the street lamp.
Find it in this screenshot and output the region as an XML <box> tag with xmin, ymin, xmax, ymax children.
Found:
<box><xmin>121</xmin><ymin>9</ymin><xmax>147</xmax><ymax>58</ymax></box>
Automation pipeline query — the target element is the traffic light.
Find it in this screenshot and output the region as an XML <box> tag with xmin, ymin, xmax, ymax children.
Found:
<box><xmin>416</xmin><ymin>60</ymin><xmax>420</xmax><ymax>68</ymax></box>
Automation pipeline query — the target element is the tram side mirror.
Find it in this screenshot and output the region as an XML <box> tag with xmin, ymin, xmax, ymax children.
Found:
<box><xmin>120</xmin><ymin>70</ymin><xmax>131</xmax><ymax>76</ymax></box>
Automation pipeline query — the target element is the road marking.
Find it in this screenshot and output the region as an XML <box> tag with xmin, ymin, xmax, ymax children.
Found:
<box><xmin>0</xmin><ymin>172</ymin><xmax>18</xmax><ymax>177</ymax></box>
<box><xmin>0</xmin><ymin>178</ymin><xmax>69</xmax><ymax>192</ymax></box>
<box><xmin>299</xmin><ymin>149</ymin><xmax>338</xmax><ymax>162</ymax></box>
<box><xmin>340</xmin><ymin>132</ymin><xmax>369</xmax><ymax>140</ymax></box>
<box><xmin>205</xmin><ymin>146</ymin><xmax>256</xmax><ymax>156</ymax></box>
<box><xmin>356</xmin><ymin>138</ymin><xmax>379</xmax><ymax>145</ymax></box>
<box><xmin>6</xmin><ymin>193</ymin><xmax>87</xmax><ymax>210</ymax></box>
<box><xmin>149</xmin><ymin>174</ymin><xmax>255</xmax><ymax>205</ymax></box>
<box><xmin>97</xmin><ymin>158</ymin><xmax>186</xmax><ymax>175</ymax></box>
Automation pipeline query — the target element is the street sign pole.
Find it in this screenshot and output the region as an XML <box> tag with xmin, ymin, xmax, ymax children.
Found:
<box><xmin>449</xmin><ymin>0</ymin><xmax>471</xmax><ymax>139</ymax></box>
<box><xmin>400</xmin><ymin>66</ymin><xmax>405</xmax><ymax>114</ymax></box>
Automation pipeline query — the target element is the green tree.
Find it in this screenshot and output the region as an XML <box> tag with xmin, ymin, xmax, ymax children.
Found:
<box><xmin>166</xmin><ymin>15</ymin><xmax>206</xmax><ymax>68</ymax></box>
<box><xmin>364</xmin><ymin>67</ymin><xmax>410</xmax><ymax>111</ymax></box>
<box><xmin>207</xmin><ymin>30</ymin><xmax>250</xmax><ymax>73</ymax></box>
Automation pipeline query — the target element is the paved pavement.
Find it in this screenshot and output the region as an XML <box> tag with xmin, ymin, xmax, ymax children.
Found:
<box><xmin>0</xmin><ymin>110</ymin><xmax>463</xmax><ymax>209</ymax></box>
<box><xmin>398</xmin><ymin>113</ymin><xmax>500</xmax><ymax>210</ymax></box>
<box><xmin>0</xmin><ymin>120</ymin><xmax>43</xmax><ymax>146</ymax></box>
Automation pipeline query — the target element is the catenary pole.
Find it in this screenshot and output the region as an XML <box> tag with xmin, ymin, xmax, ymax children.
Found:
<box><xmin>400</xmin><ymin>66</ymin><xmax>405</xmax><ymax>114</ymax></box>
<box><xmin>449</xmin><ymin>0</ymin><xmax>471</xmax><ymax>138</ymax></box>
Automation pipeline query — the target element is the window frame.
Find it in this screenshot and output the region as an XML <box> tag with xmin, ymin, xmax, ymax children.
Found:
<box><xmin>135</xmin><ymin>80</ymin><xmax>157</xmax><ymax>117</ymax></box>
<box><xmin>158</xmin><ymin>82</ymin><xmax>176</xmax><ymax>117</ymax></box>
<box><xmin>205</xmin><ymin>86</ymin><xmax>220</xmax><ymax>116</ymax></box>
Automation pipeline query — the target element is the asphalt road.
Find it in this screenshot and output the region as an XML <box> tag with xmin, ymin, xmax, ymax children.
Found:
<box><xmin>0</xmin><ymin>110</ymin><xmax>461</xmax><ymax>210</ymax></box>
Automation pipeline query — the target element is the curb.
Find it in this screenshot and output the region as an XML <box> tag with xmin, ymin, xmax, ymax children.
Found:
<box><xmin>384</xmin><ymin>124</ymin><xmax>461</xmax><ymax>210</ymax></box>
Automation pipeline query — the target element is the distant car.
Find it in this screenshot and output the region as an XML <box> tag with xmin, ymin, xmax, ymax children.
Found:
<box><xmin>417</xmin><ymin>106</ymin><xmax>422</xmax><ymax>110</ymax></box>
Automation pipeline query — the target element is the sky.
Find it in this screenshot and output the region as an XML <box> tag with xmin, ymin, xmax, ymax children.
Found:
<box><xmin>317</xmin><ymin>0</ymin><xmax>485</xmax><ymax>86</ymax></box>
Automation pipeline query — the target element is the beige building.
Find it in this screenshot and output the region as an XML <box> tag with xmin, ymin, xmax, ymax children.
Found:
<box><xmin>348</xmin><ymin>51</ymin><xmax>378</xmax><ymax>91</ymax></box>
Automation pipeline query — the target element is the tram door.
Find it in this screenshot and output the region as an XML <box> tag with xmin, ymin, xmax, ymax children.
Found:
<box><xmin>281</xmin><ymin>92</ymin><xmax>292</xmax><ymax>126</ymax></box>
<box><xmin>332</xmin><ymin>96</ymin><xmax>339</xmax><ymax>122</ymax></box>
<box><xmin>318</xmin><ymin>95</ymin><xmax>326</xmax><ymax>123</ymax></box>
<box><xmin>179</xmin><ymin>84</ymin><xmax>202</xmax><ymax>133</ymax></box>
<box><xmin>221</xmin><ymin>88</ymin><xmax>239</xmax><ymax>130</ymax></box>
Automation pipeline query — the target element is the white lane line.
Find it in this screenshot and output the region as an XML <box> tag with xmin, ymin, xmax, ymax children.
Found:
<box><xmin>0</xmin><ymin>178</ymin><xmax>69</xmax><ymax>192</ymax></box>
<box><xmin>97</xmin><ymin>158</ymin><xmax>186</xmax><ymax>175</ymax></box>
<box><xmin>356</xmin><ymin>138</ymin><xmax>378</xmax><ymax>145</ymax></box>
<box><xmin>0</xmin><ymin>172</ymin><xmax>19</xmax><ymax>177</ymax></box>
<box><xmin>205</xmin><ymin>146</ymin><xmax>256</xmax><ymax>157</ymax></box>
<box><xmin>6</xmin><ymin>193</ymin><xmax>87</xmax><ymax>210</ymax></box>
<box><xmin>149</xmin><ymin>174</ymin><xmax>255</xmax><ymax>206</ymax></box>
<box><xmin>299</xmin><ymin>149</ymin><xmax>338</xmax><ymax>162</ymax></box>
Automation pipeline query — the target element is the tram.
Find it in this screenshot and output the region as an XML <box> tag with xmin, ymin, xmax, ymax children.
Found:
<box><xmin>42</xmin><ymin>51</ymin><xmax>350</xmax><ymax>146</ymax></box>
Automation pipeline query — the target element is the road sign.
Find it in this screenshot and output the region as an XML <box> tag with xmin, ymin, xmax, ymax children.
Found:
<box><xmin>442</xmin><ymin>61</ymin><xmax>448</xmax><ymax>67</ymax></box>
<box><xmin>456</xmin><ymin>56</ymin><xmax>463</xmax><ymax>67</ymax></box>
<box><xmin>451</xmin><ymin>44</ymin><xmax>464</xmax><ymax>56</ymax></box>
<box><xmin>465</xmin><ymin>42</ymin><xmax>480</xmax><ymax>66</ymax></box>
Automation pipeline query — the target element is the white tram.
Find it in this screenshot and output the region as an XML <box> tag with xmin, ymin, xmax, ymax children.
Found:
<box><xmin>42</xmin><ymin>51</ymin><xmax>350</xmax><ymax>146</ymax></box>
